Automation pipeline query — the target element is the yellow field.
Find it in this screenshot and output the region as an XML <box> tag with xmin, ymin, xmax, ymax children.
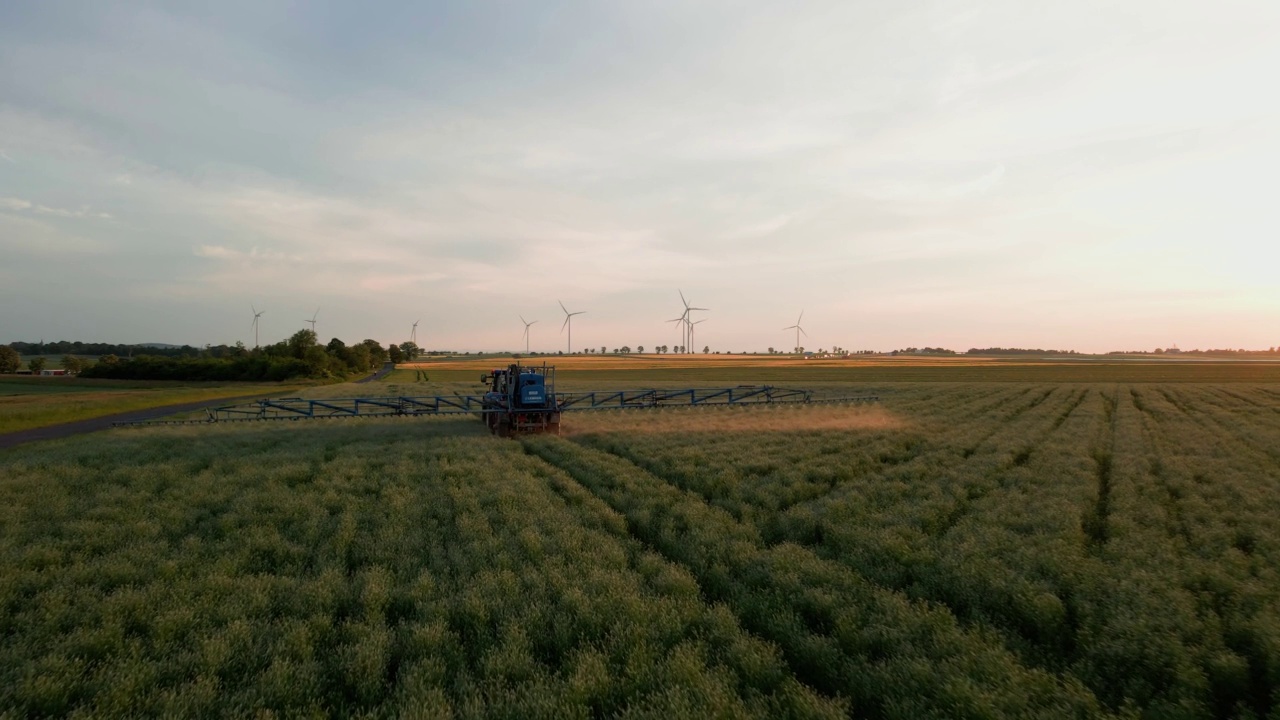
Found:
<box><xmin>394</xmin><ymin>353</ymin><xmax>1280</xmax><ymax>385</ymax></box>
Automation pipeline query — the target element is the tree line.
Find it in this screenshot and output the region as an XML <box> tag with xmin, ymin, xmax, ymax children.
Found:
<box><xmin>2</xmin><ymin>332</ymin><xmax>424</xmax><ymax>381</ymax></box>
<box><xmin>8</xmin><ymin>340</ymin><xmax>207</xmax><ymax>358</ymax></box>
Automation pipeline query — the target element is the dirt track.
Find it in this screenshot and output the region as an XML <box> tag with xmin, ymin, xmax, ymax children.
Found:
<box><xmin>0</xmin><ymin>363</ymin><xmax>396</xmax><ymax>453</ymax></box>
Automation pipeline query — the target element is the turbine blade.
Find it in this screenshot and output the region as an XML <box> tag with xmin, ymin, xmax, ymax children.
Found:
<box><xmin>520</xmin><ymin>315</ymin><xmax>527</xmax><ymax>325</ymax></box>
<box><xmin>797</xmin><ymin>310</ymin><xmax>804</xmax><ymax>324</ymax></box>
<box><xmin>561</xmin><ymin>316</ymin><xmax>570</xmax><ymax>332</ymax></box>
<box><xmin>679</xmin><ymin>289</ymin><xmax>688</xmax><ymax>307</ymax></box>
<box><xmin>799</xmin><ymin>327</ymin><xmax>808</xmax><ymax>337</ymax></box>
<box><xmin>559</xmin><ymin>300</ymin><xmax>568</xmax><ymax>314</ymax></box>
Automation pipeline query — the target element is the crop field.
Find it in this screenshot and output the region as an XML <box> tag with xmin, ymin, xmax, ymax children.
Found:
<box><xmin>0</xmin><ymin>378</ymin><xmax>302</xmax><ymax>434</ymax></box>
<box><xmin>399</xmin><ymin>355</ymin><xmax>1280</xmax><ymax>385</ymax></box>
<box><xmin>3</xmin><ymin>369</ymin><xmax>1280</xmax><ymax>717</ymax></box>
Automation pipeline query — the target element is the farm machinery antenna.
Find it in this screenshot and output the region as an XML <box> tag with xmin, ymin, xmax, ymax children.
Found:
<box><xmin>115</xmin><ymin>363</ymin><xmax>880</xmax><ymax>434</ymax></box>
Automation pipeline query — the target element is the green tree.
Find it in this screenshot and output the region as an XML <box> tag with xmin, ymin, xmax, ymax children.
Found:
<box><xmin>361</xmin><ymin>339</ymin><xmax>388</xmax><ymax>366</ymax></box>
<box><xmin>637</xmin><ymin>346</ymin><xmax>644</xmax><ymax>353</ymax></box>
<box><xmin>28</xmin><ymin>356</ymin><xmax>47</xmax><ymax>374</ymax></box>
<box><xmin>398</xmin><ymin>341</ymin><xmax>420</xmax><ymax>361</ymax></box>
<box><xmin>99</xmin><ymin>354</ymin><xmax>120</xmax><ymax>365</ymax></box>
<box><xmin>388</xmin><ymin>344</ymin><xmax>404</xmax><ymax>363</ymax></box>
<box><xmin>287</xmin><ymin>329</ymin><xmax>318</xmax><ymax>360</ymax></box>
<box><xmin>346</xmin><ymin>343</ymin><xmax>371</xmax><ymax>372</ymax></box>
<box><xmin>61</xmin><ymin>355</ymin><xmax>84</xmax><ymax>374</ymax></box>
<box><xmin>0</xmin><ymin>346</ymin><xmax>19</xmax><ymax>373</ymax></box>
<box><xmin>304</xmin><ymin>346</ymin><xmax>331</xmax><ymax>376</ymax></box>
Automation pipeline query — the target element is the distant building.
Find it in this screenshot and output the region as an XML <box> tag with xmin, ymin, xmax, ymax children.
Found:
<box><xmin>40</xmin><ymin>369</ymin><xmax>68</xmax><ymax>376</ymax></box>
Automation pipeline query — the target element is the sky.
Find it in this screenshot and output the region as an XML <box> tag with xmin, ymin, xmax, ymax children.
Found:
<box><xmin>1</xmin><ymin>0</ymin><xmax>1277</xmax><ymax>354</ymax></box>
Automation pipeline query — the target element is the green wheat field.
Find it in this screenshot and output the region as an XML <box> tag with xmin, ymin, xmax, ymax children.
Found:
<box><xmin>2</xmin><ymin>364</ymin><xmax>1279</xmax><ymax>718</ymax></box>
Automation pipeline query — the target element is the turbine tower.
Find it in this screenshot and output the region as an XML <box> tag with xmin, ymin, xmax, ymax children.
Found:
<box><xmin>678</xmin><ymin>290</ymin><xmax>709</xmax><ymax>354</ymax></box>
<box><xmin>559</xmin><ymin>301</ymin><xmax>585</xmax><ymax>354</ymax></box>
<box><xmin>250</xmin><ymin>304</ymin><xmax>265</xmax><ymax>348</ymax></box>
<box><xmin>411</xmin><ymin>319</ymin><xmax>419</xmax><ymax>345</ymax></box>
<box><xmin>690</xmin><ymin>318</ymin><xmax>706</xmax><ymax>354</ymax></box>
<box><xmin>670</xmin><ymin>313</ymin><xmax>691</xmax><ymax>351</ymax></box>
<box><xmin>783</xmin><ymin>311</ymin><xmax>807</xmax><ymax>354</ymax></box>
<box><xmin>520</xmin><ymin>315</ymin><xmax>538</xmax><ymax>354</ymax></box>
<box><xmin>305</xmin><ymin>307</ymin><xmax>319</xmax><ymax>336</ymax></box>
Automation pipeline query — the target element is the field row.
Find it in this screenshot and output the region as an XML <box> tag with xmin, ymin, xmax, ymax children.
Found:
<box><xmin>2</xmin><ymin>382</ymin><xmax>1278</xmax><ymax>718</ymax></box>
<box><xmin>552</xmin><ymin>383</ymin><xmax>1280</xmax><ymax>718</ymax></box>
<box><xmin>1</xmin><ymin>420</ymin><xmax>843</xmax><ymax>718</ymax></box>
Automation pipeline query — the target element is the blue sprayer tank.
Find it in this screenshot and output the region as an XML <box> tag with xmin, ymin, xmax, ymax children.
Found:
<box><xmin>479</xmin><ymin>363</ymin><xmax>561</xmax><ymax>436</ymax></box>
<box><xmin>518</xmin><ymin>373</ymin><xmax>546</xmax><ymax>406</ymax></box>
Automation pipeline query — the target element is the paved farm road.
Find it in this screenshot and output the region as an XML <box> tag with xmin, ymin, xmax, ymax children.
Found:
<box><xmin>357</xmin><ymin>361</ymin><xmax>396</xmax><ymax>383</ymax></box>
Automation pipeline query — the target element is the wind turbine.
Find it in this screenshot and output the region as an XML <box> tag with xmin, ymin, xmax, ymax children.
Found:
<box><xmin>250</xmin><ymin>304</ymin><xmax>265</xmax><ymax>348</ymax></box>
<box><xmin>305</xmin><ymin>307</ymin><xmax>319</xmax><ymax>336</ymax></box>
<box><xmin>411</xmin><ymin>319</ymin><xmax>419</xmax><ymax>345</ymax></box>
<box><xmin>679</xmin><ymin>290</ymin><xmax>709</xmax><ymax>354</ymax></box>
<box><xmin>690</xmin><ymin>318</ymin><xmax>707</xmax><ymax>354</ymax></box>
<box><xmin>668</xmin><ymin>311</ymin><xmax>688</xmax><ymax>353</ymax></box>
<box><xmin>559</xmin><ymin>301</ymin><xmax>585</xmax><ymax>354</ymax></box>
<box><xmin>675</xmin><ymin>290</ymin><xmax>691</xmax><ymax>351</ymax></box>
<box><xmin>520</xmin><ymin>315</ymin><xmax>538</xmax><ymax>353</ymax></box>
<box><xmin>783</xmin><ymin>311</ymin><xmax>807</xmax><ymax>354</ymax></box>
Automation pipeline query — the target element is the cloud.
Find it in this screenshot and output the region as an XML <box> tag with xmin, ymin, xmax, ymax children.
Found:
<box><xmin>0</xmin><ymin>196</ymin><xmax>111</xmax><ymax>219</ymax></box>
<box><xmin>193</xmin><ymin>244</ymin><xmax>241</xmax><ymax>259</ymax></box>
<box><xmin>859</xmin><ymin>164</ymin><xmax>1006</xmax><ymax>203</ymax></box>
<box><xmin>2</xmin><ymin>1</ymin><xmax>1278</xmax><ymax>351</ymax></box>
<box><xmin>193</xmin><ymin>244</ymin><xmax>290</xmax><ymax>262</ymax></box>
<box><xmin>723</xmin><ymin>214</ymin><xmax>793</xmax><ymax>240</ymax></box>
<box><xmin>0</xmin><ymin>212</ymin><xmax>107</xmax><ymax>257</ymax></box>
